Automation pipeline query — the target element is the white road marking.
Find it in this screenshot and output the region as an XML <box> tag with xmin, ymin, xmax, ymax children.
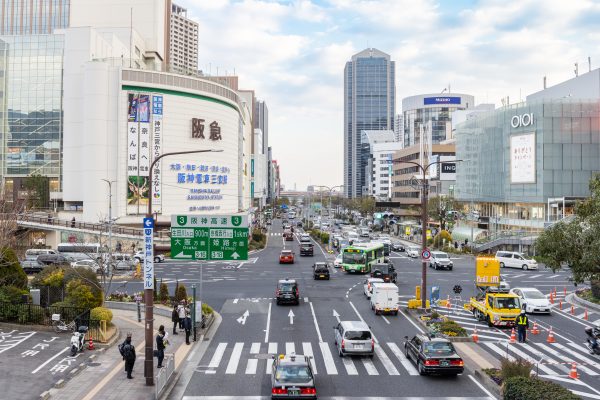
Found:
<box><xmin>32</xmin><ymin>346</ymin><xmax>70</xmax><ymax>374</ymax></box>
<box><xmin>318</xmin><ymin>342</ymin><xmax>338</xmax><ymax>375</ymax></box>
<box><xmin>302</xmin><ymin>342</ymin><xmax>317</xmax><ymax>374</ymax></box>
<box><xmin>506</xmin><ymin>345</ymin><xmax>557</xmax><ymax>375</ymax></box>
<box><xmin>361</xmin><ymin>357</ymin><xmax>378</xmax><ymax>375</ymax></box>
<box><xmin>534</xmin><ymin>343</ymin><xmax>596</xmax><ymax>375</ymax></box>
<box><xmin>381</xmin><ymin>316</ymin><xmax>390</xmax><ymax>325</ymax></box>
<box><xmin>225</xmin><ymin>342</ymin><xmax>244</xmax><ymax>374</ymax></box>
<box><xmin>0</xmin><ymin>330</ymin><xmax>37</xmax><ymax>354</ymax></box>
<box><xmin>387</xmin><ymin>343</ymin><xmax>419</xmax><ymax>375</ymax></box>
<box><xmin>208</xmin><ymin>343</ymin><xmax>227</xmax><ymax>369</ymax></box>
<box><xmin>286</xmin><ymin>342</ymin><xmax>295</xmax><ymax>355</ymax></box>
<box><xmin>232</xmin><ymin>298</ymin><xmax>239</xmax><ymax>304</ymax></box>
<box><xmin>575</xmin><ymin>312</ymin><xmax>587</xmax><ymax>319</ymax></box>
<box><xmin>468</xmin><ymin>374</ymin><xmax>498</xmax><ymax>399</ymax></box>
<box><xmin>398</xmin><ymin>309</ymin><xmax>424</xmax><ymax>334</ymax></box>
<box><xmin>349</xmin><ymin>301</ymin><xmax>378</xmax><ymax>344</ymax></box>
<box><xmin>529</xmin><ymin>274</ymin><xmax>542</xmax><ymax>279</ymax></box>
<box><xmin>266</xmin><ymin>342</ymin><xmax>277</xmax><ymax>374</ymax></box>
<box><xmin>341</xmin><ymin>356</ymin><xmax>358</xmax><ymax>375</ymax></box>
<box><xmin>309</xmin><ymin>302</ymin><xmax>323</xmax><ymax>343</ymax></box>
<box><xmin>375</xmin><ymin>344</ymin><xmax>399</xmax><ymax>375</ymax></box>
<box><xmin>558</xmin><ymin>343</ymin><xmax>600</xmax><ymax>368</ymax></box>
<box><xmin>250</xmin><ymin>342</ymin><xmax>260</xmax><ymax>354</ymax></box>
<box><xmin>549</xmin><ymin>275</ymin><xmax>561</xmax><ymax>278</ymax></box>
<box><xmin>245</xmin><ymin>359</ymin><xmax>258</xmax><ymax>374</ymax></box>
<box><xmin>264</xmin><ymin>302</ymin><xmax>271</xmax><ymax>343</ymax></box>
<box><xmin>484</xmin><ymin>342</ymin><xmax>516</xmax><ymax>362</ymax></box>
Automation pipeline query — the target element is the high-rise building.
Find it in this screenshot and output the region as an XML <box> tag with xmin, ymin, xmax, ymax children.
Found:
<box><xmin>0</xmin><ymin>0</ymin><xmax>70</xmax><ymax>35</ymax></box>
<box><xmin>361</xmin><ymin>131</ymin><xmax>401</xmax><ymax>200</ymax></box>
<box><xmin>344</xmin><ymin>48</ymin><xmax>395</xmax><ymax>198</ymax></box>
<box><xmin>168</xmin><ymin>2</ymin><xmax>198</xmax><ymax>76</ymax></box>
<box><xmin>254</xmin><ymin>101</ymin><xmax>268</xmax><ymax>155</ymax></box>
<box><xmin>393</xmin><ymin>114</ymin><xmax>403</xmax><ymax>143</ymax></box>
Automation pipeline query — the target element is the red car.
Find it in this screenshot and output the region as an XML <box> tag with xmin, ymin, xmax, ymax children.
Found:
<box><xmin>279</xmin><ymin>250</ymin><xmax>295</xmax><ymax>264</ymax></box>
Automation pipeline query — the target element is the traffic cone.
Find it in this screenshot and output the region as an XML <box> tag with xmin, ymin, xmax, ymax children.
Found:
<box><xmin>559</xmin><ymin>300</ymin><xmax>562</xmax><ymax>310</ymax></box>
<box><xmin>446</xmin><ymin>296</ymin><xmax>451</xmax><ymax>309</ymax></box>
<box><xmin>569</xmin><ymin>362</ymin><xmax>579</xmax><ymax>379</ymax></box>
<box><xmin>584</xmin><ymin>308</ymin><xmax>588</xmax><ymax>321</ymax></box>
<box><xmin>510</xmin><ymin>328</ymin><xmax>517</xmax><ymax>344</ymax></box>
<box><xmin>550</xmin><ymin>293</ymin><xmax>554</xmax><ymax>304</ymax></box>
<box><xmin>472</xmin><ymin>328</ymin><xmax>479</xmax><ymax>343</ymax></box>
<box><xmin>88</xmin><ymin>336</ymin><xmax>95</xmax><ymax>350</ymax></box>
<box><xmin>564</xmin><ymin>287</ymin><xmax>567</xmax><ymax>296</ymax></box>
<box><xmin>547</xmin><ymin>327</ymin><xmax>556</xmax><ymax>343</ymax></box>
<box><xmin>531</xmin><ymin>322</ymin><xmax>540</xmax><ymax>335</ymax></box>
<box><xmin>571</xmin><ymin>305</ymin><xmax>575</xmax><ymax>315</ymax></box>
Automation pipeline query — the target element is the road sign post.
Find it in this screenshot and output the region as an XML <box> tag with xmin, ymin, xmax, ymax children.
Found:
<box><xmin>171</xmin><ymin>214</ymin><xmax>249</xmax><ymax>261</ymax></box>
<box><xmin>142</xmin><ymin>217</ymin><xmax>154</xmax><ymax>386</ymax></box>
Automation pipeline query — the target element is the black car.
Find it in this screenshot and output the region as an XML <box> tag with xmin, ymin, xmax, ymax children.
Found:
<box><xmin>313</xmin><ymin>263</ymin><xmax>330</xmax><ymax>280</ymax></box>
<box><xmin>21</xmin><ymin>259</ymin><xmax>44</xmax><ymax>274</ymax></box>
<box><xmin>37</xmin><ymin>254</ymin><xmax>70</xmax><ymax>266</ymax></box>
<box><xmin>276</xmin><ymin>279</ymin><xmax>300</xmax><ymax>305</ymax></box>
<box><xmin>271</xmin><ymin>353</ymin><xmax>316</xmax><ymax>399</ymax></box>
<box><xmin>370</xmin><ymin>263</ymin><xmax>397</xmax><ymax>283</ymax></box>
<box><xmin>300</xmin><ymin>243</ymin><xmax>314</xmax><ymax>256</ymax></box>
<box><xmin>392</xmin><ymin>243</ymin><xmax>405</xmax><ymax>252</ymax></box>
<box><xmin>404</xmin><ymin>334</ymin><xmax>464</xmax><ymax>376</ymax></box>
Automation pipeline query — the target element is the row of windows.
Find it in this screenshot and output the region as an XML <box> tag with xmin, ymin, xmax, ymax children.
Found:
<box><xmin>1</xmin><ymin>0</ymin><xmax>69</xmax><ymax>35</ymax></box>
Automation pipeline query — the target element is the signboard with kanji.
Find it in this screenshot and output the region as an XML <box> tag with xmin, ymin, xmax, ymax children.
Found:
<box><xmin>170</xmin><ymin>214</ymin><xmax>249</xmax><ymax>261</ymax></box>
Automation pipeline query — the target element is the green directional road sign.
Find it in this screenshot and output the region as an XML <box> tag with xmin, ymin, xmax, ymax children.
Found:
<box><xmin>170</xmin><ymin>214</ymin><xmax>249</xmax><ymax>261</ymax></box>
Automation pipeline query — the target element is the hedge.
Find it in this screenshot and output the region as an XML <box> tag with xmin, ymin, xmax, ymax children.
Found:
<box><xmin>91</xmin><ymin>306</ymin><xmax>113</xmax><ymax>324</ymax></box>
<box><xmin>503</xmin><ymin>376</ymin><xmax>581</xmax><ymax>400</ymax></box>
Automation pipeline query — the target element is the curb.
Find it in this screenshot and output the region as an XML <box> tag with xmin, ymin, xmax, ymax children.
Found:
<box><xmin>473</xmin><ymin>369</ymin><xmax>502</xmax><ymax>398</ymax></box>
<box><xmin>405</xmin><ymin>308</ymin><xmax>473</xmax><ymax>343</ymax></box>
<box><xmin>568</xmin><ymin>292</ymin><xmax>600</xmax><ymax>313</ymax></box>
<box><xmin>40</xmin><ymin>391</ymin><xmax>50</xmax><ymax>400</ymax></box>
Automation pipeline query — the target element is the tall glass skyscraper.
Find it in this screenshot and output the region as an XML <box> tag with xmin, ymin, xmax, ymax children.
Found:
<box><xmin>344</xmin><ymin>48</ymin><xmax>395</xmax><ymax>198</ymax></box>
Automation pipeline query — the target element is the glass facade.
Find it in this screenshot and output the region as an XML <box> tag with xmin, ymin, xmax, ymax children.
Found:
<box><xmin>1</xmin><ymin>0</ymin><xmax>70</xmax><ymax>35</ymax></box>
<box><xmin>0</xmin><ymin>35</ymin><xmax>64</xmax><ymax>191</ymax></box>
<box><xmin>404</xmin><ymin>107</ymin><xmax>455</xmax><ymax>147</ymax></box>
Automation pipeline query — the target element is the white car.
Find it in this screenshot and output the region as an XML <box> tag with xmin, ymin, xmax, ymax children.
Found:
<box><xmin>363</xmin><ymin>278</ymin><xmax>384</xmax><ymax>298</ymax></box>
<box><xmin>134</xmin><ymin>251</ymin><xmax>165</xmax><ymax>263</ymax></box>
<box><xmin>334</xmin><ymin>254</ymin><xmax>343</xmax><ymax>268</ymax></box>
<box><xmin>510</xmin><ymin>288</ymin><xmax>552</xmax><ymax>314</ymax></box>
<box><xmin>499</xmin><ymin>275</ymin><xmax>510</xmax><ymax>290</ymax></box>
<box><xmin>71</xmin><ymin>259</ymin><xmax>102</xmax><ymax>274</ymax></box>
<box><xmin>496</xmin><ymin>251</ymin><xmax>538</xmax><ymax>270</ymax></box>
<box><xmin>407</xmin><ymin>246</ymin><xmax>420</xmax><ymax>258</ymax></box>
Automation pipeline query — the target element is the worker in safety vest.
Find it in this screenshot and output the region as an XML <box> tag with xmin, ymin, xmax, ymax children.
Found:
<box><xmin>517</xmin><ymin>309</ymin><xmax>529</xmax><ymax>343</ymax></box>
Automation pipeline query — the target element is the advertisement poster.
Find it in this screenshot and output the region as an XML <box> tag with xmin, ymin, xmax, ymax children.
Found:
<box><xmin>127</xmin><ymin>122</ymin><xmax>138</xmax><ymax>177</ymax></box>
<box><xmin>510</xmin><ymin>133</ymin><xmax>536</xmax><ymax>184</ymax></box>
<box><xmin>127</xmin><ymin>176</ymin><xmax>149</xmax><ymax>206</ymax></box>
<box><xmin>127</xmin><ymin>93</ymin><xmax>138</xmax><ymax>122</ymax></box>
<box><xmin>138</xmin><ymin>122</ymin><xmax>150</xmax><ymax>177</ymax></box>
<box><xmin>138</xmin><ymin>94</ymin><xmax>150</xmax><ymax>123</ymax></box>
<box><xmin>151</xmin><ymin>95</ymin><xmax>163</xmax><ymax>213</ymax></box>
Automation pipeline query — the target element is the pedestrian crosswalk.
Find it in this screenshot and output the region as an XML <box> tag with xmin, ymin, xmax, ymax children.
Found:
<box><xmin>197</xmin><ymin>341</ymin><xmax>419</xmax><ymax>377</ymax></box>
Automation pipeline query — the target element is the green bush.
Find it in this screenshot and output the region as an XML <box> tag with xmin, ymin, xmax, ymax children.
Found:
<box><xmin>176</xmin><ymin>285</ymin><xmax>188</xmax><ymax>302</ymax></box>
<box><xmin>91</xmin><ymin>306</ymin><xmax>113</xmax><ymax>324</ymax></box>
<box><xmin>503</xmin><ymin>376</ymin><xmax>581</xmax><ymax>400</ymax></box>
<box><xmin>65</xmin><ymin>279</ymin><xmax>102</xmax><ymax>309</ymax></box>
<box><xmin>0</xmin><ymin>285</ymin><xmax>28</xmax><ymax>303</ymax></box>
<box><xmin>202</xmin><ymin>303</ymin><xmax>214</xmax><ymax>315</ymax></box>
<box><xmin>320</xmin><ymin>232</ymin><xmax>330</xmax><ymax>244</ymax></box>
<box><xmin>159</xmin><ymin>282</ymin><xmax>169</xmax><ymax>302</ymax></box>
<box><xmin>432</xmin><ymin>320</ymin><xmax>467</xmax><ymax>337</ymax></box>
<box><xmin>500</xmin><ymin>357</ymin><xmax>533</xmax><ymax>382</ymax></box>
<box><xmin>251</xmin><ymin>228</ymin><xmax>265</xmax><ymax>242</ymax></box>
<box><xmin>433</xmin><ymin>230</ymin><xmax>453</xmax><ymax>248</ymax></box>
<box><xmin>0</xmin><ymin>247</ymin><xmax>28</xmax><ymax>289</ymax></box>
<box><xmin>591</xmin><ymin>280</ymin><xmax>600</xmax><ymax>300</ymax></box>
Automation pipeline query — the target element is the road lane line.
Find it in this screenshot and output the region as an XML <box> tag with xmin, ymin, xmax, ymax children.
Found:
<box><xmin>250</xmin><ymin>342</ymin><xmax>260</xmax><ymax>354</ymax></box>
<box><xmin>32</xmin><ymin>346</ymin><xmax>70</xmax><ymax>374</ymax></box>
<box><xmin>302</xmin><ymin>342</ymin><xmax>317</xmax><ymax>374</ymax></box>
<box><xmin>266</xmin><ymin>342</ymin><xmax>277</xmax><ymax>374</ymax></box>
<box><xmin>386</xmin><ymin>343</ymin><xmax>418</xmax><ymax>375</ymax></box>
<box><xmin>264</xmin><ymin>302</ymin><xmax>272</xmax><ymax>343</ymax></box>
<box><xmin>575</xmin><ymin>312</ymin><xmax>587</xmax><ymax>319</ymax></box>
<box><xmin>286</xmin><ymin>342</ymin><xmax>295</xmax><ymax>354</ymax></box>
<box><xmin>318</xmin><ymin>342</ymin><xmax>338</xmax><ymax>375</ymax></box>
<box><xmin>529</xmin><ymin>274</ymin><xmax>542</xmax><ymax>279</ymax></box>
<box><xmin>225</xmin><ymin>342</ymin><xmax>244</xmax><ymax>374</ymax></box>
<box><xmin>309</xmin><ymin>302</ymin><xmax>323</xmax><ymax>343</ymax></box>
<box><xmin>341</xmin><ymin>355</ymin><xmax>358</xmax><ymax>375</ymax></box>
<box><xmin>208</xmin><ymin>343</ymin><xmax>227</xmax><ymax>369</ymax></box>
<box><xmin>375</xmin><ymin>344</ymin><xmax>399</xmax><ymax>375</ymax></box>
<box><xmin>381</xmin><ymin>316</ymin><xmax>390</xmax><ymax>325</ymax></box>
<box><xmin>245</xmin><ymin>359</ymin><xmax>258</xmax><ymax>375</ymax></box>
<box><xmin>348</xmin><ymin>301</ymin><xmax>378</xmax><ymax>343</ymax></box>
<box><xmin>468</xmin><ymin>374</ymin><xmax>498</xmax><ymax>399</ymax></box>
<box><xmin>398</xmin><ymin>309</ymin><xmax>424</xmax><ymax>334</ymax></box>
<box><xmin>361</xmin><ymin>357</ymin><xmax>378</xmax><ymax>375</ymax></box>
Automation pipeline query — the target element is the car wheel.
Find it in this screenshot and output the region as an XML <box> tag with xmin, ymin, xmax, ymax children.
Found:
<box><xmin>276</xmin><ymin>300</ymin><xmax>281</xmax><ymax>305</ymax></box>
<box><xmin>449</xmin><ymin>267</ymin><xmax>453</xmax><ymax>271</ymax></box>
<box><xmin>154</xmin><ymin>257</ymin><xmax>161</xmax><ymax>263</ymax></box>
<box><xmin>434</xmin><ymin>264</ymin><xmax>438</xmax><ymax>270</ymax></box>
<box><xmin>418</xmin><ymin>361</ymin><xmax>426</xmax><ymax>376</ymax></box>
<box><xmin>500</xmin><ymin>262</ymin><xmax>505</xmax><ymax>268</ymax></box>
<box><xmin>522</xmin><ymin>265</ymin><xmax>528</xmax><ymax>270</ymax></box>
<box><xmin>404</xmin><ymin>346</ymin><xmax>410</xmax><ymax>358</ymax></box>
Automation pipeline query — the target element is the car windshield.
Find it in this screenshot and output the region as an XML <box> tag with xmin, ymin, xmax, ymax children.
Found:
<box><xmin>281</xmin><ymin>251</ymin><xmax>292</xmax><ymax>255</ymax></box>
<box><xmin>274</xmin><ymin>365</ymin><xmax>312</xmax><ymax>383</ymax></box>
<box><xmin>279</xmin><ymin>283</ymin><xmax>296</xmax><ymax>292</ymax></box>
<box><xmin>373</xmin><ymin>265</ymin><xmax>390</xmax><ymax>274</ymax></box>
<box><xmin>522</xmin><ymin>290</ymin><xmax>545</xmax><ymax>299</ymax></box>
<box><xmin>433</xmin><ymin>252</ymin><xmax>448</xmax><ymax>258</ymax></box>
<box><xmin>344</xmin><ymin>330</ymin><xmax>371</xmax><ymax>340</ymax></box>
<box><xmin>301</xmin><ymin>244</ymin><xmax>312</xmax><ymax>249</ymax></box>
<box><xmin>494</xmin><ymin>297</ymin><xmax>520</xmax><ymax>309</ymax></box>
<box><xmin>343</xmin><ymin>252</ymin><xmax>365</xmax><ymax>264</ymax></box>
<box><xmin>423</xmin><ymin>342</ymin><xmax>455</xmax><ymax>356</ymax></box>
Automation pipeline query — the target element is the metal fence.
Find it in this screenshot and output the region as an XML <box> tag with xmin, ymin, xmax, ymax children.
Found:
<box><xmin>0</xmin><ymin>302</ymin><xmax>87</xmax><ymax>325</ymax></box>
<box><xmin>155</xmin><ymin>354</ymin><xmax>175</xmax><ymax>399</ymax></box>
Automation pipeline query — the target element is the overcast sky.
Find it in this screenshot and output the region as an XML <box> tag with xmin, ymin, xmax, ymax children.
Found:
<box><xmin>184</xmin><ymin>0</ymin><xmax>600</xmax><ymax>191</ymax></box>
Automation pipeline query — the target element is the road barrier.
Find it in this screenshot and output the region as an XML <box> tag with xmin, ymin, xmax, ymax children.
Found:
<box><xmin>155</xmin><ymin>354</ymin><xmax>175</xmax><ymax>399</ymax></box>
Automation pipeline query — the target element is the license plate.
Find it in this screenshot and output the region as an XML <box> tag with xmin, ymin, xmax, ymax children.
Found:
<box><xmin>320</xmin><ymin>275</ymin><xmax>325</xmax><ymax>278</ymax></box>
<box><xmin>440</xmin><ymin>360</ymin><xmax>449</xmax><ymax>366</ymax></box>
<box><xmin>354</xmin><ymin>344</ymin><xmax>362</xmax><ymax>349</ymax></box>
<box><xmin>384</xmin><ymin>308</ymin><xmax>390</xmax><ymax>311</ymax></box>
<box><xmin>288</xmin><ymin>389</ymin><xmax>299</xmax><ymax>396</ymax></box>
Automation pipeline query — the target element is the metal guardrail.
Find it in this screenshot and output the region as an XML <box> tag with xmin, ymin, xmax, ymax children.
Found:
<box><xmin>155</xmin><ymin>354</ymin><xmax>175</xmax><ymax>399</ymax></box>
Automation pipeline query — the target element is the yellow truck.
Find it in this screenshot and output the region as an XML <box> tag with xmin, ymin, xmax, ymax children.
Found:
<box><xmin>464</xmin><ymin>257</ymin><xmax>522</xmax><ymax>327</ymax></box>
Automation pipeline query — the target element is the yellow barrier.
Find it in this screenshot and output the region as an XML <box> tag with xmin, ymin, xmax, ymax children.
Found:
<box><xmin>407</xmin><ymin>299</ymin><xmax>430</xmax><ymax>309</ymax></box>
<box><xmin>438</xmin><ymin>299</ymin><xmax>449</xmax><ymax>307</ymax></box>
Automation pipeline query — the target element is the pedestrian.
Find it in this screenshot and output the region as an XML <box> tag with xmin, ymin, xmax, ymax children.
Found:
<box><xmin>177</xmin><ymin>301</ymin><xmax>186</xmax><ymax>329</ymax></box>
<box><xmin>517</xmin><ymin>309</ymin><xmax>529</xmax><ymax>343</ymax></box>
<box><xmin>183</xmin><ymin>311</ymin><xmax>192</xmax><ymax>345</ymax></box>
<box><xmin>71</xmin><ymin>217</ymin><xmax>76</xmax><ymax>228</ymax></box>
<box><xmin>119</xmin><ymin>332</ymin><xmax>136</xmax><ymax>379</ymax></box>
<box><xmin>171</xmin><ymin>305</ymin><xmax>179</xmax><ymax>334</ymax></box>
<box><xmin>156</xmin><ymin>325</ymin><xmax>166</xmax><ymax>368</ymax></box>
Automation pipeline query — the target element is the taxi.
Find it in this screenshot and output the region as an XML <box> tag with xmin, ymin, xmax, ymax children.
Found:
<box><xmin>271</xmin><ymin>353</ymin><xmax>317</xmax><ymax>399</ymax></box>
<box><xmin>279</xmin><ymin>250</ymin><xmax>295</xmax><ymax>264</ymax></box>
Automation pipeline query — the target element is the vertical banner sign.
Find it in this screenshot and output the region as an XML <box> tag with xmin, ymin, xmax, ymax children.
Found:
<box><xmin>143</xmin><ymin>217</ymin><xmax>154</xmax><ymax>289</ymax></box>
<box><xmin>138</xmin><ymin>94</ymin><xmax>151</xmax><ymax>177</ymax></box>
<box><xmin>152</xmin><ymin>95</ymin><xmax>163</xmax><ymax>213</ymax></box>
<box><xmin>127</xmin><ymin>93</ymin><xmax>139</xmax><ymax>177</ymax></box>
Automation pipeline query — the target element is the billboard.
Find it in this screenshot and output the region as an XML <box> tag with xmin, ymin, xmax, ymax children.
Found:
<box><xmin>475</xmin><ymin>257</ymin><xmax>500</xmax><ymax>287</ymax></box>
<box><xmin>510</xmin><ymin>133</ymin><xmax>536</xmax><ymax>184</ymax></box>
<box><xmin>151</xmin><ymin>95</ymin><xmax>163</xmax><ymax>213</ymax></box>
<box><xmin>423</xmin><ymin>96</ymin><xmax>461</xmax><ymax>105</ymax></box>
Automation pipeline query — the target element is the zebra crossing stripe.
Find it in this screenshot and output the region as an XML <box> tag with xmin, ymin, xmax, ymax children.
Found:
<box><xmin>319</xmin><ymin>342</ymin><xmax>338</xmax><ymax>375</ymax></box>
<box><xmin>549</xmin><ymin>275</ymin><xmax>561</xmax><ymax>278</ymax></box>
<box><xmin>266</xmin><ymin>343</ymin><xmax>277</xmax><ymax>374</ymax></box>
<box><xmin>245</xmin><ymin>359</ymin><xmax>258</xmax><ymax>375</ymax></box>
<box><xmin>506</xmin><ymin>345</ymin><xmax>557</xmax><ymax>375</ymax></box>
<box><xmin>375</xmin><ymin>345</ymin><xmax>400</xmax><ymax>375</ymax></box>
<box><xmin>226</xmin><ymin>343</ymin><xmax>244</xmax><ymax>374</ymax></box>
<box><xmin>341</xmin><ymin>355</ymin><xmax>358</xmax><ymax>375</ymax></box>
<box><xmin>556</xmin><ymin>343</ymin><xmax>600</xmax><ymax>368</ymax></box>
<box><xmin>575</xmin><ymin>312</ymin><xmax>587</xmax><ymax>319</ymax></box>
<box><xmin>208</xmin><ymin>343</ymin><xmax>227</xmax><ymax>369</ymax></box>
<box><xmin>484</xmin><ymin>342</ymin><xmax>516</xmax><ymax>362</ymax></box>
<box><xmin>286</xmin><ymin>342</ymin><xmax>295</xmax><ymax>355</ymax></box>
<box><xmin>535</xmin><ymin>343</ymin><xmax>596</xmax><ymax>375</ymax></box>
<box><xmin>511</xmin><ymin>274</ymin><xmax>525</xmax><ymax>278</ymax></box>
<box><xmin>250</xmin><ymin>343</ymin><xmax>260</xmax><ymax>354</ymax></box>
<box><xmin>361</xmin><ymin>357</ymin><xmax>378</xmax><ymax>375</ymax></box>
<box><xmin>302</xmin><ymin>342</ymin><xmax>317</xmax><ymax>374</ymax></box>
<box><xmin>387</xmin><ymin>343</ymin><xmax>419</xmax><ymax>376</ymax></box>
<box><xmin>593</xmin><ymin>318</ymin><xmax>600</xmax><ymax>325</ymax></box>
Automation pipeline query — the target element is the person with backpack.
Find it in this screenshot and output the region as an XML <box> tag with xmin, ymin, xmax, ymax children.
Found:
<box><xmin>156</xmin><ymin>325</ymin><xmax>166</xmax><ymax>368</ymax></box>
<box><xmin>119</xmin><ymin>332</ymin><xmax>136</xmax><ymax>379</ymax></box>
<box><xmin>171</xmin><ymin>305</ymin><xmax>179</xmax><ymax>335</ymax></box>
<box><xmin>183</xmin><ymin>311</ymin><xmax>192</xmax><ymax>345</ymax></box>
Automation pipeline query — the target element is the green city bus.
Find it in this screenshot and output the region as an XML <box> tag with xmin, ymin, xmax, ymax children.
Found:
<box><xmin>341</xmin><ymin>243</ymin><xmax>385</xmax><ymax>273</ymax></box>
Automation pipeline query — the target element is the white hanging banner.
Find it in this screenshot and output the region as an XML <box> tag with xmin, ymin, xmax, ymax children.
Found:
<box><xmin>127</xmin><ymin>122</ymin><xmax>139</xmax><ymax>177</ymax></box>
<box><xmin>151</xmin><ymin>95</ymin><xmax>163</xmax><ymax>213</ymax></box>
<box><xmin>138</xmin><ymin>122</ymin><xmax>151</xmax><ymax>177</ymax></box>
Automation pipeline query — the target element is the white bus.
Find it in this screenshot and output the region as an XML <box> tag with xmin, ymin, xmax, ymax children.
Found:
<box><xmin>57</xmin><ymin>243</ymin><xmax>104</xmax><ymax>261</ymax></box>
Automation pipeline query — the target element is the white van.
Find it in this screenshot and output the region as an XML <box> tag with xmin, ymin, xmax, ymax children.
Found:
<box><xmin>111</xmin><ymin>254</ymin><xmax>136</xmax><ymax>271</ymax></box>
<box><xmin>25</xmin><ymin>248</ymin><xmax>57</xmax><ymax>260</ymax></box>
<box><xmin>370</xmin><ymin>282</ymin><xmax>399</xmax><ymax>315</ymax></box>
<box><xmin>495</xmin><ymin>251</ymin><xmax>538</xmax><ymax>270</ymax></box>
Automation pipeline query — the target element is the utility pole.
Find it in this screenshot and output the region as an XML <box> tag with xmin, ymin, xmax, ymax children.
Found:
<box><xmin>101</xmin><ymin>179</ymin><xmax>115</xmax><ymax>279</ymax></box>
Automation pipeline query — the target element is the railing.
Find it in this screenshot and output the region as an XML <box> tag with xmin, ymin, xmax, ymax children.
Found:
<box><xmin>155</xmin><ymin>354</ymin><xmax>175</xmax><ymax>399</ymax></box>
<box><xmin>0</xmin><ymin>302</ymin><xmax>87</xmax><ymax>326</ymax></box>
<box><xmin>473</xmin><ymin>230</ymin><xmax>531</xmax><ymax>245</ymax></box>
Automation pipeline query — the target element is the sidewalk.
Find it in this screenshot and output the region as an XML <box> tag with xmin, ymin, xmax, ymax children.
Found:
<box><xmin>45</xmin><ymin>308</ymin><xmax>197</xmax><ymax>400</ymax></box>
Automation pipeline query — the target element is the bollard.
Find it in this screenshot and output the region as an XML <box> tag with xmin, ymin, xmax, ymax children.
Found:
<box><xmin>137</xmin><ymin>300</ymin><xmax>142</xmax><ymax>323</ymax></box>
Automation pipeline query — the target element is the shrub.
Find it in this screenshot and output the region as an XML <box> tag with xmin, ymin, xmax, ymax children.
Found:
<box><xmin>433</xmin><ymin>230</ymin><xmax>453</xmax><ymax>248</ymax></box>
<box><xmin>159</xmin><ymin>282</ymin><xmax>169</xmax><ymax>302</ymax></box>
<box><xmin>503</xmin><ymin>376</ymin><xmax>581</xmax><ymax>400</ymax></box>
<box><xmin>91</xmin><ymin>306</ymin><xmax>113</xmax><ymax>324</ymax></box>
<box><xmin>320</xmin><ymin>232</ymin><xmax>330</xmax><ymax>244</ymax></box>
<box><xmin>0</xmin><ymin>247</ymin><xmax>28</xmax><ymax>289</ymax></box>
<box><xmin>202</xmin><ymin>303</ymin><xmax>214</xmax><ymax>315</ymax></box>
<box><xmin>176</xmin><ymin>285</ymin><xmax>188</xmax><ymax>302</ymax></box>
<box><xmin>500</xmin><ymin>357</ymin><xmax>533</xmax><ymax>381</ymax></box>
<box><xmin>591</xmin><ymin>280</ymin><xmax>600</xmax><ymax>300</ymax></box>
<box><xmin>432</xmin><ymin>320</ymin><xmax>467</xmax><ymax>337</ymax></box>
<box><xmin>0</xmin><ymin>285</ymin><xmax>28</xmax><ymax>303</ymax></box>
<box><xmin>65</xmin><ymin>279</ymin><xmax>102</xmax><ymax>309</ymax></box>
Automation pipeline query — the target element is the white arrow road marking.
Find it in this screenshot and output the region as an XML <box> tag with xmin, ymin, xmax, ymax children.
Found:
<box><xmin>333</xmin><ymin>309</ymin><xmax>341</xmax><ymax>323</ymax></box>
<box><xmin>288</xmin><ymin>310</ymin><xmax>295</xmax><ymax>325</ymax></box>
<box><xmin>236</xmin><ymin>310</ymin><xmax>249</xmax><ymax>325</ymax></box>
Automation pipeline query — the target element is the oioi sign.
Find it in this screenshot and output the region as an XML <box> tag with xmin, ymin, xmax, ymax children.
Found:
<box><xmin>170</xmin><ymin>214</ymin><xmax>249</xmax><ymax>261</ymax></box>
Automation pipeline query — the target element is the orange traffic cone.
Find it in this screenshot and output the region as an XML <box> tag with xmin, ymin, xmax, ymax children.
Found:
<box><xmin>571</xmin><ymin>305</ymin><xmax>575</xmax><ymax>315</ymax></box>
<box><xmin>531</xmin><ymin>322</ymin><xmax>540</xmax><ymax>335</ymax></box>
<box><xmin>510</xmin><ymin>328</ymin><xmax>517</xmax><ymax>344</ymax></box>
<box><xmin>559</xmin><ymin>300</ymin><xmax>562</xmax><ymax>310</ymax></box>
<box><xmin>446</xmin><ymin>296</ymin><xmax>451</xmax><ymax>309</ymax></box>
<box><xmin>564</xmin><ymin>287</ymin><xmax>567</xmax><ymax>296</ymax></box>
<box><xmin>569</xmin><ymin>362</ymin><xmax>579</xmax><ymax>379</ymax></box>
<box><xmin>472</xmin><ymin>328</ymin><xmax>479</xmax><ymax>343</ymax></box>
<box><xmin>584</xmin><ymin>308</ymin><xmax>588</xmax><ymax>321</ymax></box>
<box><xmin>88</xmin><ymin>336</ymin><xmax>95</xmax><ymax>350</ymax></box>
<box><xmin>547</xmin><ymin>327</ymin><xmax>556</xmax><ymax>343</ymax></box>
<box><xmin>550</xmin><ymin>293</ymin><xmax>554</xmax><ymax>304</ymax></box>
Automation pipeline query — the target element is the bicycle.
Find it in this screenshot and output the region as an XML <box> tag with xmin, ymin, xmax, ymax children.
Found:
<box><xmin>52</xmin><ymin>314</ymin><xmax>76</xmax><ymax>333</ymax></box>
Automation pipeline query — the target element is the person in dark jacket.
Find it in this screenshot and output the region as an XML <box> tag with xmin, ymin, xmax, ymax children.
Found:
<box><xmin>171</xmin><ymin>305</ymin><xmax>179</xmax><ymax>334</ymax></box>
<box><xmin>183</xmin><ymin>311</ymin><xmax>192</xmax><ymax>345</ymax></box>
<box><xmin>120</xmin><ymin>332</ymin><xmax>136</xmax><ymax>379</ymax></box>
<box><xmin>156</xmin><ymin>325</ymin><xmax>166</xmax><ymax>368</ymax></box>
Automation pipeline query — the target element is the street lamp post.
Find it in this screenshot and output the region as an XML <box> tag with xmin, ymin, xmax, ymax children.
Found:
<box><xmin>143</xmin><ymin>149</ymin><xmax>221</xmax><ymax>386</ymax></box>
<box><xmin>101</xmin><ymin>179</ymin><xmax>115</xmax><ymax>279</ymax></box>
<box><xmin>394</xmin><ymin>160</ymin><xmax>462</xmax><ymax>309</ymax></box>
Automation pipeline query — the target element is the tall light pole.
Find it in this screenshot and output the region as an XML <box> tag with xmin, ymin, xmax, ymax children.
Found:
<box><xmin>144</xmin><ymin>149</ymin><xmax>222</xmax><ymax>386</ymax></box>
<box><xmin>101</xmin><ymin>179</ymin><xmax>115</xmax><ymax>278</ymax></box>
<box><xmin>394</xmin><ymin>159</ymin><xmax>462</xmax><ymax>309</ymax></box>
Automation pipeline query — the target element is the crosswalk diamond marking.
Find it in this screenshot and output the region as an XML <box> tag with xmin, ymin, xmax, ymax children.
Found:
<box><xmin>225</xmin><ymin>342</ymin><xmax>244</xmax><ymax>374</ymax></box>
<box><xmin>319</xmin><ymin>342</ymin><xmax>338</xmax><ymax>375</ymax></box>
